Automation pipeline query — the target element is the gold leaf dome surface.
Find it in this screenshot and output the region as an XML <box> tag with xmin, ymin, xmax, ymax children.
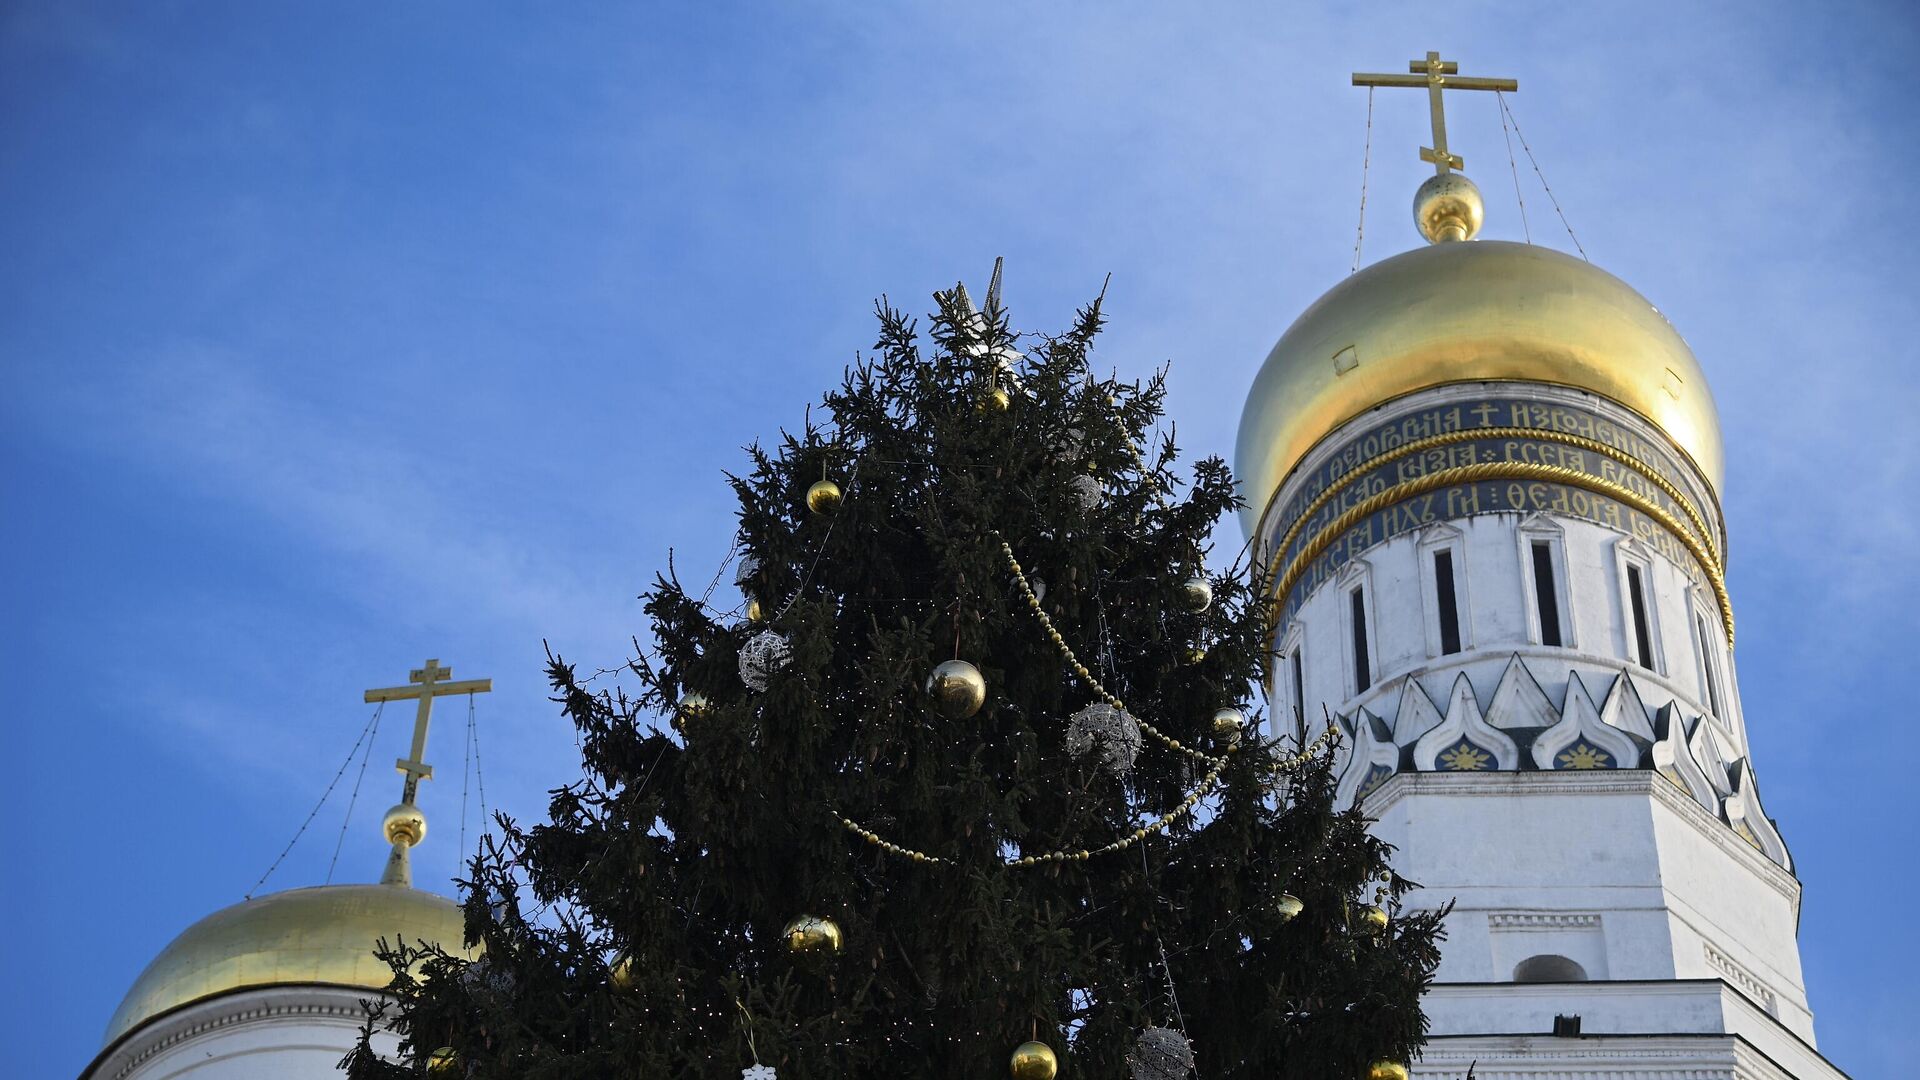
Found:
<box><xmin>103</xmin><ymin>883</ymin><xmax>470</xmax><ymax>1047</ymax></box>
<box><xmin>1236</xmin><ymin>240</ymin><xmax>1724</xmax><ymax>537</ymax></box>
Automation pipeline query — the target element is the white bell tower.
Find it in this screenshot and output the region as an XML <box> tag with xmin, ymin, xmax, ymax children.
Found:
<box><xmin>1236</xmin><ymin>55</ymin><xmax>1847</xmax><ymax>1080</ymax></box>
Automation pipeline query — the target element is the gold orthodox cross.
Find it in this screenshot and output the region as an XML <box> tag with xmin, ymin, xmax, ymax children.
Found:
<box><xmin>364</xmin><ymin>658</ymin><xmax>493</xmax><ymax>805</ymax></box>
<box><xmin>1353</xmin><ymin>52</ymin><xmax>1517</xmax><ymax>175</ymax></box>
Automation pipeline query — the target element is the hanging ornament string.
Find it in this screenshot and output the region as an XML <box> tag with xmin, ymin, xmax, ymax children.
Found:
<box><xmin>995</xmin><ymin>532</ymin><xmax>1225</xmax><ymax>767</ymax></box>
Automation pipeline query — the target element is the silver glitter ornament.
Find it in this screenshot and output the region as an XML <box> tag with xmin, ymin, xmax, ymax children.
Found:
<box><xmin>735</xmin><ymin>554</ymin><xmax>761</xmax><ymax>590</ymax></box>
<box><xmin>1064</xmin><ymin>702</ymin><xmax>1143</xmax><ymax>778</ymax></box>
<box><xmin>1127</xmin><ymin>1025</ymin><xmax>1194</xmax><ymax>1080</ymax></box>
<box><xmin>1069</xmin><ymin>474</ymin><xmax>1103</xmax><ymax>511</ymax></box>
<box><xmin>738</xmin><ymin>630</ymin><xmax>793</xmax><ymax>692</ymax></box>
<box><xmin>1178</xmin><ymin>575</ymin><xmax>1213</xmax><ymax>612</ymax></box>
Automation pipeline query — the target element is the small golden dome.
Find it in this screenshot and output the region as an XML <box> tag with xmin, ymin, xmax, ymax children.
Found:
<box><xmin>1236</xmin><ymin>240</ymin><xmax>1724</xmax><ymax>538</ymax></box>
<box><xmin>382</xmin><ymin>802</ymin><xmax>427</xmax><ymax>846</ymax></box>
<box><xmin>102</xmin><ymin>883</ymin><xmax>472</xmax><ymax>1047</ymax></box>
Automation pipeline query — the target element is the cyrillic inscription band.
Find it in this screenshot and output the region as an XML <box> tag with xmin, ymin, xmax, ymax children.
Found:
<box><xmin>1259</xmin><ymin>397</ymin><xmax>1732</xmax><ymax>643</ymax></box>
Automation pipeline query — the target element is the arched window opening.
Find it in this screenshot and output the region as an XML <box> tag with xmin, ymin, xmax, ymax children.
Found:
<box><xmin>1513</xmin><ymin>954</ymin><xmax>1589</xmax><ymax>983</ymax></box>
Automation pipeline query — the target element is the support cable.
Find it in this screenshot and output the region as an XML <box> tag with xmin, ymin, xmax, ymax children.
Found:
<box><xmin>248</xmin><ymin>700</ymin><xmax>384</xmax><ymax>898</ymax></box>
<box><xmin>1497</xmin><ymin>91</ymin><xmax>1532</xmax><ymax>243</ymax></box>
<box><xmin>325</xmin><ymin>701</ymin><xmax>384</xmax><ymax>884</ymax></box>
<box><xmin>1498</xmin><ymin>92</ymin><xmax>1586</xmax><ymax>261</ymax></box>
<box><xmin>1352</xmin><ymin>88</ymin><xmax>1375</xmax><ymax>273</ymax></box>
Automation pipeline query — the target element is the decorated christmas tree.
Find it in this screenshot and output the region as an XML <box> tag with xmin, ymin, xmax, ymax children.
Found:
<box><xmin>347</xmin><ymin>267</ymin><xmax>1444</xmax><ymax>1080</ymax></box>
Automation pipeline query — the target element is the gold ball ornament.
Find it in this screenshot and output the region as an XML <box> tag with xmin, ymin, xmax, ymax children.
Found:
<box><xmin>1179</xmin><ymin>575</ymin><xmax>1213</xmax><ymax>612</ymax></box>
<box><xmin>609</xmin><ymin>952</ymin><xmax>636</xmax><ymax>991</ymax></box>
<box><xmin>1184</xmin><ymin>646</ymin><xmax>1207</xmax><ymax>666</ymax></box>
<box><xmin>806</xmin><ymin>478</ymin><xmax>843</xmax><ymax>515</ymax></box>
<box><xmin>745</xmin><ymin>598</ymin><xmax>764</xmax><ymax>623</ymax></box>
<box><xmin>425</xmin><ymin>1047</ymin><xmax>459</xmax><ymax>1075</ymax></box>
<box><xmin>926</xmin><ymin>659</ymin><xmax>987</xmax><ymax>719</ymax></box>
<box><xmin>1212</xmin><ymin>707</ymin><xmax>1247</xmax><ymax>740</ymax></box>
<box><xmin>1358</xmin><ymin>905</ymin><xmax>1390</xmax><ymax>936</ymax></box>
<box><xmin>1010</xmin><ymin>1040</ymin><xmax>1059</xmax><ymax>1080</ymax></box>
<box><xmin>677</xmin><ymin>691</ymin><xmax>713</xmax><ymax>730</ymax></box>
<box><xmin>1276</xmin><ymin>892</ymin><xmax>1305</xmax><ymax>922</ymax></box>
<box><xmin>781</xmin><ymin>913</ymin><xmax>843</xmax><ymax>955</ymax></box>
<box><xmin>382</xmin><ymin>803</ymin><xmax>426</xmax><ymax>847</ymax></box>
<box><xmin>980</xmin><ymin>385</ymin><xmax>1013</xmax><ymax>412</ymax></box>
<box><xmin>1367</xmin><ymin>1062</ymin><xmax>1410</xmax><ymax>1080</ymax></box>
<box><xmin>1413</xmin><ymin>171</ymin><xmax>1484</xmax><ymax>244</ymax></box>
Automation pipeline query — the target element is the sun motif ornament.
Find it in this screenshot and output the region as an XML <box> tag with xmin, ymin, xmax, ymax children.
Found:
<box><xmin>1357</xmin><ymin>763</ymin><xmax>1395</xmax><ymax>799</ymax></box>
<box><xmin>1437</xmin><ymin>740</ymin><xmax>1493</xmax><ymax>771</ymax></box>
<box><xmin>1557</xmin><ymin>742</ymin><xmax>1611</xmax><ymax>770</ymax></box>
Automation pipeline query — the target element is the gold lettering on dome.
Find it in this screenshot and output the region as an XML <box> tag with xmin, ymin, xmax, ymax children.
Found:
<box><xmin>1446</xmin><ymin>485</ymin><xmax>1481</xmax><ymax>516</ymax></box>
<box><xmin>1473</xmin><ymin>402</ymin><xmax>1500</xmax><ymax>427</ymax></box>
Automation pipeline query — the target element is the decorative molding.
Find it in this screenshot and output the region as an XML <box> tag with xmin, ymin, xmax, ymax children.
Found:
<box><xmin>1533</xmin><ymin>670</ymin><xmax>1642</xmax><ymax>771</ymax></box>
<box><xmin>1484</xmin><ymin>653</ymin><xmax>1561</xmax><ymax>732</ymax></box>
<box><xmin>1389</xmin><ymin>673</ymin><xmax>1446</xmax><ymax>745</ymax></box>
<box><xmin>1704</xmin><ymin>942</ymin><xmax>1780</xmax><ymax>1015</ymax></box>
<box><xmin>1689</xmin><ymin>719</ymin><xmax>1737</xmax><ymax>798</ymax></box>
<box><xmin>1487</xmin><ymin>911</ymin><xmax>1601</xmax><ymax>930</ymax></box>
<box><xmin>1723</xmin><ymin>759</ymin><xmax>1791</xmax><ymax>872</ymax></box>
<box><xmin>1335</xmin><ymin>709</ymin><xmax>1401</xmax><ymax>809</ymax></box>
<box><xmin>87</xmin><ymin>984</ymin><xmax>388</xmax><ymax>1080</ymax></box>
<box><xmin>1600</xmin><ymin>670</ymin><xmax>1658</xmax><ymax>744</ymax></box>
<box><xmin>1651</xmin><ymin>704</ymin><xmax>1720</xmax><ymax>815</ymax></box>
<box><xmin>1412</xmin><ymin>672</ymin><xmax>1520</xmax><ymax>772</ymax></box>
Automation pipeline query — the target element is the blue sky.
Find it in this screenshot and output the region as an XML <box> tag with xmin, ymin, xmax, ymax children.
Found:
<box><xmin>2</xmin><ymin>3</ymin><xmax>1914</xmax><ymax>1076</ymax></box>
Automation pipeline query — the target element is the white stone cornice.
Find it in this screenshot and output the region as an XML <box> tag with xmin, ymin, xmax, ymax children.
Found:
<box><xmin>1487</xmin><ymin>911</ymin><xmax>1602</xmax><ymax>930</ymax></box>
<box><xmin>1361</xmin><ymin>769</ymin><xmax>1803</xmax><ymax>901</ymax></box>
<box><xmin>82</xmin><ymin>983</ymin><xmax>394</xmax><ymax>1080</ymax></box>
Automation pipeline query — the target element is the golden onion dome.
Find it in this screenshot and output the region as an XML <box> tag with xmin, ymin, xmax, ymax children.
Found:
<box><xmin>1236</xmin><ymin>240</ymin><xmax>1724</xmax><ymax>537</ymax></box>
<box><xmin>102</xmin><ymin>882</ymin><xmax>471</xmax><ymax>1047</ymax></box>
